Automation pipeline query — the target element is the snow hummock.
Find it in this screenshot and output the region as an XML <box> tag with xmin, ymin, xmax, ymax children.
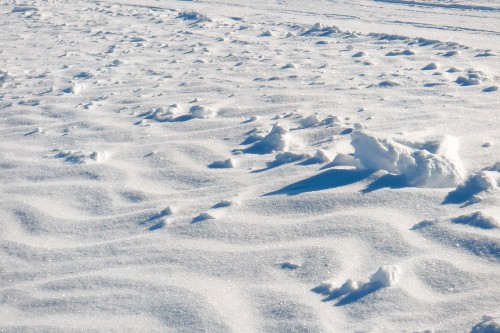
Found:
<box><xmin>300</xmin><ymin>114</ymin><xmax>321</xmax><ymax>128</ymax></box>
<box><xmin>177</xmin><ymin>11</ymin><xmax>212</xmax><ymax>23</ymax></box>
<box><xmin>369</xmin><ymin>265</ymin><xmax>402</xmax><ymax>288</ymax></box>
<box><xmin>245</xmin><ymin>123</ymin><xmax>290</xmax><ymax>154</ymax></box>
<box><xmin>351</xmin><ymin>131</ymin><xmax>465</xmax><ymax>187</ymax></box>
<box><xmin>313</xmin><ymin>265</ymin><xmax>401</xmax><ymax>305</ymax></box>
<box><xmin>2</xmin><ymin>0</ymin><xmax>499</xmax><ymax>331</ymax></box>
<box><xmin>189</xmin><ymin>105</ymin><xmax>216</xmax><ymax>119</ymax></box>
<box><xmin>209</xmin><ymin>158</ymin><xmax>236</xmax><ymax>169</ymax></box>
<box><xmin>452</xmin><ymin>211</ymin><xmax>499</xmax><ymax>229</ymax></box>
<box><xmin>445</xmin><ymin>163</ymin><xmax>500</xmax><ymax>204</ymax></box>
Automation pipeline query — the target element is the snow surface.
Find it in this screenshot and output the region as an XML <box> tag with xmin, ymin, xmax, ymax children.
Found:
<box><xmin>0</xmin><ymin>0</ymin><xmax>499</xmax><ymax>331</ymax></box>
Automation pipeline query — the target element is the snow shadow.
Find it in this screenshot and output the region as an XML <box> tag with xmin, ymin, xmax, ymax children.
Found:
<box><xmin>442</xmin><ymin>187</ymin><xmax>480</xmax><ymax>205</ymax></box>
<box><xmin>361</xmin><ymin>173</ymin><xmax>408</xmax><ymax>193</ymax></box>
<box><xmin>312</xmin><ymin>281</ymin><xmax>383</xmax><ymax>306</ymax></box>
<box><xmin>264</xmin><ymin>169</ymin><xmax>374</xmax><ymax>196</ymax></box>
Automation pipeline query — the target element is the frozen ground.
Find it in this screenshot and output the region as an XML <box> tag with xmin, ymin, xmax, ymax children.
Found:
<box><xmin>0</xmin><ymin>0</ymin><xmax>499</xmax><ymax>331</ymax></box>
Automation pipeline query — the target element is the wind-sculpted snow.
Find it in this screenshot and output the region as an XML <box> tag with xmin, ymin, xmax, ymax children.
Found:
<box><xmin>0</xmin><ymin>0</ymin><xmax>498</xmax><ymax>331</ymax></box>
<box><xmin>351</xmin><ymin>131</ymin><xmax>465</xmax><ymax>188</ymax></box>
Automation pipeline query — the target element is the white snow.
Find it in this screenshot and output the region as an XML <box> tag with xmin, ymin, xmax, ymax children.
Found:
<box><xmin>369</xmin><ymin>265</ymin><xmax>402</xmax><ymax>288</ymax></box>
<box><xmin>1</xmin><ymin>0</ymin><xmax>499</xmax><ymax>331</ymax></box>
<box><xmin>188</xmin><ymin>105</ymin><xmax>217</xmax><ymax>119</ymax></box>
<box><xmin>245</xmin><ymin>123</ymin><xmax>290</xmax><ymax>154</ymax></box>
<box><xmin>351</xmin><ymin>131</ymin><xmax>465</xmax><ymax>187</ymax></box>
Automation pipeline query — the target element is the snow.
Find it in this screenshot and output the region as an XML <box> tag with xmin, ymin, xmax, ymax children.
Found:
<box><xmin>351</xmin><ymin>131</ymin><xmax>465</xmax><ymax>187</ymax></box>
<box><xmin>369</xmin><ymin>265</ymin><xmax>402</xmax><ymax>288</ymax></box>
<box><xmin>1</xmin><ymin>0</ymin><xmax>499</xmax><ymax>331</ymax></box>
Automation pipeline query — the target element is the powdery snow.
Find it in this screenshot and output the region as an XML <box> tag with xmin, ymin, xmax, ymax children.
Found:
<box><xmin>0</xmin><ymin>0</ymin><xmax>498</xmax><ymax>331</ymax></box>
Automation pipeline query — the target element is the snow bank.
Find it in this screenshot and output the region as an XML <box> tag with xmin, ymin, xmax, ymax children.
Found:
<box><xmin>351</xmin><ymin>131</ymin><xmax>465</xmax><ymax>188</ymax></box>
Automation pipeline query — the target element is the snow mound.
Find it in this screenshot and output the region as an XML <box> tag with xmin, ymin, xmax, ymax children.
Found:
<box><xmin>352</xmin><ymin>51</ymin><xmax>366</xmax><ymax>58</ymax></box>
<box><xmin>260</xmin><ymin>30</ymin><xmax>273</xmax><ymax>37</ymax></box>
<box><xmin>300</xmin><ymin>114</ymin><xmax>321</xmax><ymax>128</ymax></box>
<box><xmin>445</xmin><ymin>167</ymin><xmax>499</xmax><ymax>204</ymax></box>
<box><xmin>377</xmin><ymin>80</ymin><xmax>400</xmax><ymax>88</ymax></box>
<box><xmin>209</xmin><ymin>158</ymin><xmax>236</xmax><ymax>169</ymax></box>
<box><xmin>369</xmin><ymin>265</ymin><xmax>401</xmax><ymax>288</ymax></box>
<box><xmin>313</xmin><ymin>265</ymin><xmax>401</xmax><ymax>305</ymax></box>
<box><xmin>280</xmin><ymin>261</ymin><xmax>301</xmax><ymax>270</ymax></box>
<box><xmin>422</xmin><ymin>63</ymin><xmax>438</xmax><ymax>70</ymax></box>
<box><xmin>246</xmin><ymin>124</ymin><xmax>289</xmax><ymax>154</ymax></box>
<box><xmin>301</xmin><ymin>22</ymin><xmax>340</xmax><ymax>36</ymax></box>
<box><xmin>212</xmin><ymin>200</ymin><xmax>233</xmax><ymax>209</ymax></box>
<box><xmin>189</xmin><ymin>105</ymin><xmax>216</xmax><ymax>119</ymax></box>
<box><xmin>351</xmin><ymin>131</ymin><xmax>409</xmax><ymax>173</ymax></box>
<box><xmin>386</xmin><ymin>49</ymin><xmax>415</xmax><ymax>56</ymax></box>
<box><xmin>177</xmin><ymin>11</ymin><xmax>212</xmax><ymax>23</ymax></box>
<box><xmin>397</xmin><ymin>150</ymin><xmax>465</xmax><ymax>188</ymax></box>
<box><xmin>192</xmin><ymin>212</ymin><xmax>215</xmax><ymax>223</ymax></box>
<box><xmin>483</xmin><ymin>86</ymin><xmax>498</xmax><ymax>93</ymax></box>
<box><xmin>53</xmin><ymin>149</ymin><xmax>107</xmax><ymax>164</ymax></box>
<box><xmin>271</xmin><ymin>151</ymin><xmax>310</xmax><ymax>166</ymax></box>
<box><xmin>351</xmin><ymin>131</ymin><xmax>464</xmax><ymax>188</ymax></box>
<box><xmin>0</xmin><ymin>71</ymin><xmax>9</xmax><ymax>87</ymax></box>
<box><xmin>306</xmin><ymin>149</ymin><xmax>332</xmax><ymax>164</ymax></box>
<box><xmin>456</xmin><ymin>76</ymin><xmax>481</xmax><ymax>86</ymax></box>
<box><xmin>471</xmin><ymin>316</ymin><xmax>500</xmax><ymax>333</ymax></box>
<box><xmin>12</xmin><ymin>6</ymin><xmax>38</xmax><ymax>13</ymax></box>
<box><xmin>328</xmin><ymin>153</ymin><xmax>363</xmax><ymax>168</ymax></box>
<box><xmin>138</xmin><ymin>106</ymin><xmax>176</xmax><ymax>122</ymax></box>
<box><xmin>452</xmin><ymin>211</ymin><xmax>499</xmax><ymax>229</ymax></box>
<box><xmin>282</xmin><ymin>63</ymin><xmax>297</xmax><ymax>69</ymax></box>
